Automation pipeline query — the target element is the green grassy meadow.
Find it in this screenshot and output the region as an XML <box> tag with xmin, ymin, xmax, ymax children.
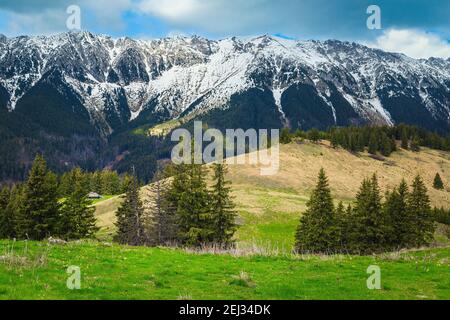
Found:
<box><xmin>1</xmin><ymin>240</ymin><xmax>449</xmax><ymax>300</ymax></box>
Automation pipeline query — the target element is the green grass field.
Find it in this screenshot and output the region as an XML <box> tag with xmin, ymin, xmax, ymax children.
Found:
<box><xmin>1</xmin><ymin>240</ymin><xmax>449</xmax><ymax>300</ymax></box>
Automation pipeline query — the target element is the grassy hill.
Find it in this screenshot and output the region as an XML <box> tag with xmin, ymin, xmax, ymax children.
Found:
<box><xmin>1</xmin><ymin>142</ymin><xmax>449</xmax><ymax>300</ymax></box>
<box><xmin>95</xmin><ymin>141</ymin><xmax>450</xmax><ymax>249</ymax></box>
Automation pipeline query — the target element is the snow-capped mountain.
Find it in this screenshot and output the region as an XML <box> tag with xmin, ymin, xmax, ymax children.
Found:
<box><xmin>1</xmin><ymin>31</ymin><xmax>449</xmax><ymax>134</ymax></box>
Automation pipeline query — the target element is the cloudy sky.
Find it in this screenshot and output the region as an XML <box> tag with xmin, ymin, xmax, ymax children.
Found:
<box><xmin>0</xmin><ymin>0</ymin><xmax>449</xmax><ymax>59</ymax></box>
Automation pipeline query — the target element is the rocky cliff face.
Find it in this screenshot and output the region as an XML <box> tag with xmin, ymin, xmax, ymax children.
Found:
<box><xmin>1</xmin><ymin>31</ymin><xmax>449</xmax><ymax>135</ymax></box>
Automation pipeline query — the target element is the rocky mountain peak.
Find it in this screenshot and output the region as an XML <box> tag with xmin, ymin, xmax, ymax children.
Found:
<box><xmin>0</xmin><ymin>32</ymin><xmax>449</xmax><ymax>134</ymax></box>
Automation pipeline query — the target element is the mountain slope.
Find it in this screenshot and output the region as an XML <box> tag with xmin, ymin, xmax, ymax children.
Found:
<box><xmin>1</xmin><ymin>32</ymin><xmax>450</xmax><ymax>182</ymax></box>
<box><xmin>94</xmin><ymin>142</ymin><xmax>450</xmax><ymax>247</ymax></box>
<box><xmin>1</xmin><ymin>32</ymin><xmax>449</xmax><ymax>134</ymax></box>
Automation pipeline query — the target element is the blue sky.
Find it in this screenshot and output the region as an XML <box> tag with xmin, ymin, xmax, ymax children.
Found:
<box><xmin>0</xmin><ymin>0</ymin><xmax>450</xmax><ymax>58</ymax></box>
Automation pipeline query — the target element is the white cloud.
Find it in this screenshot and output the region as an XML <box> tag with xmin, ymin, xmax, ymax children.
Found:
<box><xmin>137</xmin><ymin>0</ymin><xmax>203</xmax><ymax>20</ymax></box>
<box><xmin>3</xmin><ymin>9</ymin><xmax>66</xmax><ymax>36</ymax></box>
<box><xmin>369</xmin><ymin>29</ymin><xmax>450</xmax><ymax>59</ymax></box>
<box><xmin>135</xmin><ymin>0</ymin><xmax>269</xmax><ymax>35</ymax></box>
<box><xmin>0</xmin><ymin>0</ymin><xmax>131</xmax><ymax>36</ymax></box>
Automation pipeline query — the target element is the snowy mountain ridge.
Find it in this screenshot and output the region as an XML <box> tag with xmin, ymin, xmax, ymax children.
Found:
<box><xmin>1</xmin><ymin>31</ymin><xmax>449</xmax><ymax>134</ymax></box>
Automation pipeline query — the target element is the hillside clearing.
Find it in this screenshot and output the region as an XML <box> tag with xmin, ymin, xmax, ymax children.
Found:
<box><xmin>94</xmin><ymin>142</ymin><xmax>450</xmax><ymax>248</ymax></box>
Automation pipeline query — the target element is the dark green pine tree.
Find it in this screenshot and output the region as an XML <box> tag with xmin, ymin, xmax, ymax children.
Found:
<box><xmin>333</xmin><ymin>201</ymin><xmax>348</xmax><ymax>250</ymax></box>
<box><xmin>401</xmin><ymin>129</ymin><xmax>409</xmax><ymax>150</ymax></box>
<box><xmin>407</xmin><ymin>175</ymin><xmax>435</xmax><ymax>247</ymax></box>
<box><xmin>90</xmin><ymin>171</ymin><xmax>103</xmax><ymax>194</ymax></box>
<box><xmin>280</xmin><ymin>127</ymin><xmax>293</xmax><ymax>144</ymax></box>
<box><xmin>330</xmin><ymin>130</ymin><xmax>339</xmax><ymax>149</ymax></box>
<box><xmin>410</xmin><ymin>136</ymin><xmax>421</xmax><ymax>152</ymax></box>
<box><xmin>383</xmin><ymin>180</ymin><xmax>410</xmax><ymax>249</ymax></box>
<box><xmin>210</xmin><ymin>162</ymin><xmax>238</xmax><ymax>247</ymax></box>
<box><xmin>350</xmin><ymin>174</ymin><xmax>386</xmax><ymax>254</ymax></box>
<box><xmin>0</xmin><ymin>187</ymin><xmax>14</xmax><ymax>239</ymax></box>
<box><xmin>18</xmin><ymin>155</ymin><xmax>61</xmax><ymax>240</ymax></box>
<box><xmin>380</xmin><ymin>133</ymin><xmax>393</xmax><ymax>156</ymax></box>
<box><xmin>433</xmin><ymin>173</ymin><xmax>444</xmax><ymax>190</ymax></box>
<box><xmin>177</xmin><ymin>161</ymin><xmax>213</xmax><ymax>247</ymax></box>
<box><xmin>7</xmin><ymin>184</ymin><xmax>24</xmax><ymax>238</ymax></box>
<box><xmin>114</xmin><ymin>174</ymin><xmax>147</xmax><ymax>246</ymax></box>
<box><xmin>145</xmin><ymin>170</ymin><xmax>178</xmax><ymax>246</ymax></box>
<box><xmin>368</xmin><ymin>133</ymin><xmax>379</xmax><ymax>155</ymax></box>
<box><xmin>58</xmin><ymin>171</ymin><xmax>73</xmax><ymax>197</ymax></box>
<box><xmin>59</xmin><ymin>168</ymin><xmax>99</xmax><ymax>240</ymax></box>
<box><xmin>308</xmin><ymin>128</ymin><xmax>321</xmax><ymax>143</ymax></box>
<box><xmin>295</xmin><ymin>168</ymin><xmax>337</xmax><ymax>253</ymax></box>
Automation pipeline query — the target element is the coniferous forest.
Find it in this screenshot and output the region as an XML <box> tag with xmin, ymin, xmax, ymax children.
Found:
<box><xmin>295</xmin><ymin>169</ymin><xmax>438</xmax><ymax>254</ymax></box>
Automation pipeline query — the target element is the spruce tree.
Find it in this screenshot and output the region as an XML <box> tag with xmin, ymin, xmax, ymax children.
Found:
<box><xmin>383</xmin><ymin>180</ymin><xmax>410</xmax><ymax>249</ymax></box>
<box><xmin>0</xmin><ymin>187</ymin><xmax>13</xmax><ymax>239</ymax></box>
<box><xmin>333</xmin><ymin>201</ymin><xmax>348</xmax><ymax>250</ymax></box>
<box><xmin>433</xmin><ymin>173</ymin><xmax>444</xmax><ymax>190</ymax></box>
<box><xmin>101</xmin><ymin>170</ymin><xmax>121</xmax><ymax>195</ymax></box>
<box><xmin>308</xmin><ymin>128</ymin><xmax>321</xmax><ymax>143</ymax></box>
<box><xmin>330</xmin><ymin>130</ymin><xmax>339</xmax><ymax>149</ymax></box>
<box><xmin>368</xmin><ymin>133</ymin><xmax>379</xmax><ymax>155</ymax></box>
<box><xmin>410</xmin><ymin>136</ymin><xmax>421</xmax><ymax>152</ymax></box>
<box><xmin>350</xmin><ymin>174</ymin><xmax>385</xmax><ymax>254</ymax></box>
<box><xmin>114</xmin><ymin>174</ymin><xmax>147</xmax><ymax>246</ymax></box>
<box><xmin>407</xmin><ymin>175</ymin><xmax>435</xmax><ymax>247</ymax></box>
<box><xmin>19</xmin><ymin>155</ymin><xmax>61</xmax><ymax>240</ymax></box>
<box><xmin>146</xmin><ymin>170</ymin><xmax>178</xmax><ymax>246</ymax></box>
<box><xmin>176</xmin><ymin>161</ymin><xmax>213</xmax><ymax>246</ymax></box>
<box><xmin>90</xmin><ymin>171</ymin><xmax>103</xmax><ymax>194</ymax></box>
<box><xmin>59</xmin><ymin>168</ymin><xmax>99</xmax><ymax>240</ymax></box>
<box><xmin>401</xmin><ymin>129</ymin><xmax>409</xmax><ymax>150</ymax></box>
<box><xmin>210</xmin><ymin>162</ymin><xmax>237</xmax><ymax>247</ymax></box>
<box><xmin>295</xmin><ymin>169</ymin><xmax>336</xmax><ymax>253</ymax></box>
<box><xmin>380</xmin><ymin>133</ymin><xmax>393</xmax><ymax>156</ymax></box>
<box><xmin>58</xmin><ymin>171</ymin><xmax>74</xmax><ymax>197</ymax></box>
<box><xmin>280</xmin><ymin>128</ymin><xmax>292</xmax><ymax>144</ymax></box>
<box><xmin>7</xmin><ymin>184</ymin><xmax>24</xmax><ymax>238</ymax></box>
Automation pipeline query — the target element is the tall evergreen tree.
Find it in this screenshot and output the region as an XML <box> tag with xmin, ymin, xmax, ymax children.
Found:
<box><xmin>407</xmin><ymin>175</ymin><xmax>435</xmax><ymax>247</ymax></box>
<box><xmin>18</xmin><ymin>155</ymin><xmax>60</xmax><ymax>240</ymax></box>
<box><xmin>308</xmin><ymin>128</ymin><xmax>321</xmax><ymax>143</ymax></box>
<box><xmin>401</xmin><ymin>129</ymin><xmax>409</xmax><ymax>150</ymax></box>
<box><xmin>383</xmin><ymin>180</ymin><xmax>410</xmax><ymax>249</ymax></box>
<box><xmin>101</xmin><ymin>170</ymin><xmax>121</xmax><ymax>195</ymax></box>
<box><xmin>8</xmin><ymin>184</ymin><xmax>24</xmax><ymax>238</ymax></box>
<box><xmin>330</xmin><ymin>130</ymin><xmax>339</xmax><ymax>149</ymax></box>
<box><xmin>333</xmin><ymin>201</ymin><xmax>348</xmax><ymax>249</ymax></box>
<box><xmin>90</xmin><ymin>171</ymin><xmax>103</xmax><ymax>194</ymax></box>
<box><xmin>146</xmin><ymin>170</ymin><xmax>178</xmax><ymax>246</ymax></box>
<box><xmin>433</xmin><ymin>173</ymin><xmax>444</xmax><ymax>190</ymax></box>
<box><xmin>295</xmin><ymin>169</ymin><xmax>337</xmax><ymax>253</ymax></box>
<box><xmin>210</xmin><ymin>162</ymin><xmax>237</xmax><ymax>247</ymax></box>
<box><xmin>380</xmin><ymin>133</ymin><xmax>393</xmax><ymax>156</ymax></box>
<box><xmin>59</xmin><ymin>168</ymin><xmax>99</xmax><ymax>240</ymax></box>
<box><xmin>280</xmin><ymin>127</ymin><xmax>293</xmax><ymax>144</ymax></box>
<box><xmin>0</xmin><ymin>187</ymin><xmax>13</xmax><ymax>239</ymax></box>
<box><xmin>114</xmin><ymin>174</ymin><xmax>147</xmax><ymax>246</ymax></box>
<box><xmin>176</xmin><ymin>161</ymin><xmax>213</xmax><ymax>246</ymax></box>
<box><xmin>368</xmin><ymin>133</ymin><xmax>379</xmax><ymax>155</ymax></box>
<box><xmin>410</xmin><ymin>136</ymin><xmax>421</xmax><ymax>152</ymax></box>
<box><xmin>350</xmin><ymin>174</ymin><xmax>385</xmax><ymax>254</ymax></box>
